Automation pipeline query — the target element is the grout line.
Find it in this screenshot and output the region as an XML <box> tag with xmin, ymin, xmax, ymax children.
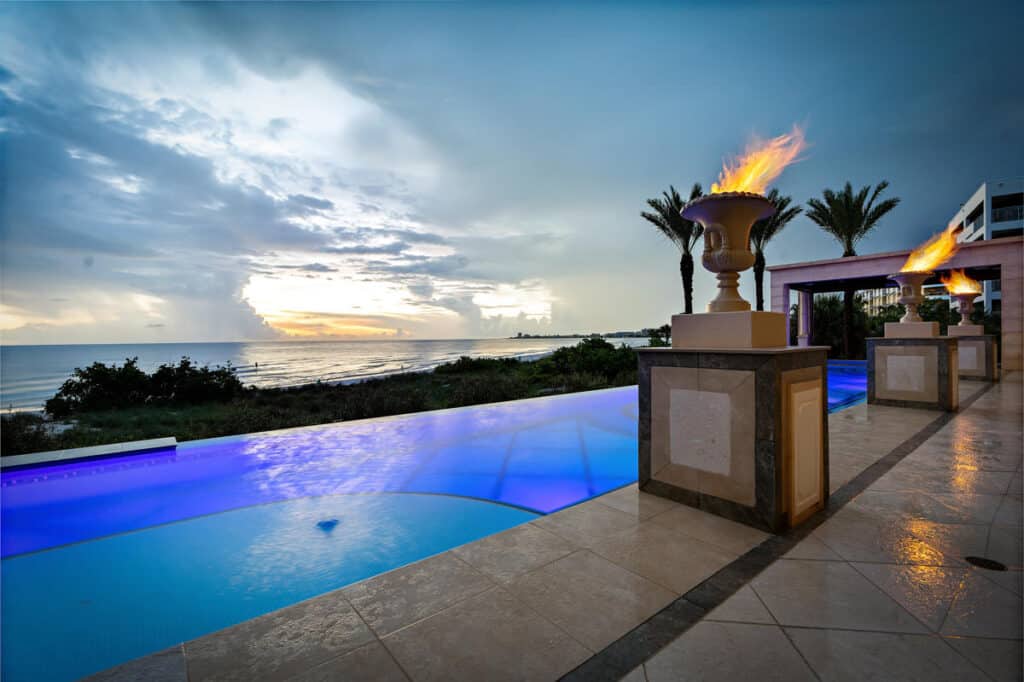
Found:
<box><xmin>558</xmin><ymin>380</ymin><xmax>999</xmax><ymax>682</ymax></box>
<box><xmin>845</xmin><ymin>559</ymin><xmax>946</xmax><ymax>634</ymax></box>
<box><xmin>375</xmin><ymin>636</ymin><xmax>416</xmax><ymax>682</ymax></box>
<box><xmin>776</xmin><ymin>624</ymin><xmax>823</xmax><ymax>682</ymax></box>
<box><xmin>489</xmin><ymin>576</ymin><xmax>599</xmax><ymax>659</ymax></box>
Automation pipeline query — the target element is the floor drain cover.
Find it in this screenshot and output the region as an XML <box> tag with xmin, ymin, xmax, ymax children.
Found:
<box><xmin>964</xmin><ymin>556</ymin><xmax>1007</xmax><ymax>571</ymax></box>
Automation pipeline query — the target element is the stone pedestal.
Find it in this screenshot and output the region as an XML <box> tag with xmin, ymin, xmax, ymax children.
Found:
<box><xmin>638</xmin><ymin>347</ymin><xmax>829</xmax><ymax>533</ymax></box>
<box><xmin>883</xmin><ymin>321</ymin><xmax>939</xmax><ymax>338</ymax></box>
<box><xmin>867</xmin><ymin>337</ymin><xmax>959</xmax><ymax>411</ymax></box>
<box><xmin>948</xmin><ymin>325</ymin><xmax>984</xmax><ymax>337</ymax></box>
<box><xmin>949</xmin><ymin>334</ymin><xmax>999</xmax><ymax>381</ymax></box>
<box><xmin>672</xmin><ymin>311</ymin><xmax>787</xmax><ymax>349</ymax></box>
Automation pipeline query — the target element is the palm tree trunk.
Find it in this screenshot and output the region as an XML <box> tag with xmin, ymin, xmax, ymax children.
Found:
<box><xmin>842</xmin><ymin>287</ymin><xmax>853</xmax><ymax>359</ymax></box>
<box><xmin>754</xmin><ymin>251</ymin><xmax>766</xmax><ymax>312</ymax></box>
<box><xmin>680</xmin><ymin>253</ymin><xmax>694</xmax><ymax>314</ymax></box>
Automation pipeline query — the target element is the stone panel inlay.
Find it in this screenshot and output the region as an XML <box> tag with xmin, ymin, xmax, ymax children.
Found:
<box><xmin>669</xmin><ymin>388</ymin><xmax>731</xmax><ymax>474</ymax></box>
<box><xmin>959</xmin><ymin>344</ymin><xmax>980</xmax><ymax>372</ymax></box>
<box><xmin>886</xmin><ymin>355</ymin><xmax>925</xmax><ymax>392</ymax></box>
<box><xmin>650</xmin><ymin>366</ymin><xmax>756</xmax><ymax>508</ymax></box>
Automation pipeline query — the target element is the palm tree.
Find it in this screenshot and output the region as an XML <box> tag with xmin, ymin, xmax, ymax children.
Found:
<box><xmin>641</xmin><ymin>183</ymin><xmax>704</xmax><ymax>314</ymax></box>
<box><xmin>805</xmin><ymin>181</ymin><xmax>900</xmax><ymax>358</ymax></box>
<box><xmin>750</xmin><ymin>189</ymin><xmax>802</xmax><ymax>311</ymax></box>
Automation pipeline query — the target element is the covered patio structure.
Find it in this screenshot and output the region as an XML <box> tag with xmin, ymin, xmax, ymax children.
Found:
<box><xmin>768</xmin><ymin>236</ymin><xmax>1023</xmax><ymax>370</ymax></box>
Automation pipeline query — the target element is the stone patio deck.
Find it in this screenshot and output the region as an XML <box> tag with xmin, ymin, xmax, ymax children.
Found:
<box><xmin>87</xmin><ymin>376</ymin><xmax>1021</xmax><ymax>682</ymax></box>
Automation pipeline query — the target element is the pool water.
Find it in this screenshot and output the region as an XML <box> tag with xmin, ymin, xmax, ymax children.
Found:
<box><xmin>826</xmin><ymin>360</ymin><xmax>868</xmax><ymax>412</ymax></box>
<box><xmin>1</xmin><ymin>362</ymin><xmax>865</xmax><ymax>681</ymax></box>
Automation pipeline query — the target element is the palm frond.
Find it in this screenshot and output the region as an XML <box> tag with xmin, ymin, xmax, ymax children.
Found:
<box><xmin>640</xmin><ymin>184</ymin><xmax>703</xmax><ymax>254</ymax></box>
<box><xmin>806</xmin><ymin>180</ymin><xmax>899</xmax><ymax>258</ymax></box>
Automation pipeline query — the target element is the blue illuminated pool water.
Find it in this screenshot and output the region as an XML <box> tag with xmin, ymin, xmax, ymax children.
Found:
<box><xmin>826</xmin><ymin>360</ymin><xmax>868</xmax><ymax>412</ymax></box>
<box><xmin>1</xmin><ymin>363</ymin><xmax>865</xmax><ymax>681</ymax></box>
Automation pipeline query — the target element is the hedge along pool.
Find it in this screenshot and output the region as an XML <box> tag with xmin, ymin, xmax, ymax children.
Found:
<box><xmin>1</xmin><ymin>363</ymin><xmax>866</xmax><ymax>681</ymax></box>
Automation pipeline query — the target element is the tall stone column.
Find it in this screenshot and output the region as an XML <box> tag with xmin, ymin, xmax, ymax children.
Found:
<box><xmin>798</xmin><ymin>290</ymin><xmax>812</xmax><ymax>347</ymax></box>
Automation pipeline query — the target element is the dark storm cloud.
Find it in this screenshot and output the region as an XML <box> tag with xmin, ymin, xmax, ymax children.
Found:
<box><xmin>274</xmin><ymin>262</ymin><xmax>337</xmax><ymax>273</ymax></box>
<box><xmin>282</xmin><ymin>193</ymin><xmax>335</xmax><ymax>216</ymax></box>
<box><xmin>324</xmin><ymin>241</ymin><xmax>408</xmax><ymax>256</ymax></box>
<box><xmin>362</xmin><ymin>254</ymin><xmax>469</xmax><ymax>277</ymax></box>
<box><xmin>2</xmin><ymin>71</ymin><xmax>329</xmax><ymax>263</ymax></box>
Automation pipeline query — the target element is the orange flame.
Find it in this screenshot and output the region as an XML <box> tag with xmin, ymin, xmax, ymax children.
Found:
<box><xmin>941</xmin><ymin>269</ymin><xmax>982</xmax><ymax>295</ymax></box>
<box><xmin>900</xmin><ymin>225</ymin><xmax>961</xmax><ymax>273</ymax></box>
<box><xmin>710</xmin><ymin>125</ymin><xmax>807</xmax><ymax>195</ymax></box>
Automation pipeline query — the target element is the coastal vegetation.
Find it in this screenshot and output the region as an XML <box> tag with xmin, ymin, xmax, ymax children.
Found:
<box><xmin>1</xmin><ymin>338</ymin><xmax>638</xmax><ymax>456</ymax></box>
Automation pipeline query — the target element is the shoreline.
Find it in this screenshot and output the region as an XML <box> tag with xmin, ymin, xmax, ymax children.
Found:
<box><xmin>2</xmin><ymin>349</ymin><xmax>572</xmax><ymax>416</ymax></box>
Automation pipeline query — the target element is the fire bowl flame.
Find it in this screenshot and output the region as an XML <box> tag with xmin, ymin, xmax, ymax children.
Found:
<box><xmin>888</xmin><ymin>271</ymin><xmax>932</xmax><ymax>323</ymax></box>
<box><xmin>682</xmin><ymin>192</ymin><xmax>775</xmax><ymax>313</ymax></box>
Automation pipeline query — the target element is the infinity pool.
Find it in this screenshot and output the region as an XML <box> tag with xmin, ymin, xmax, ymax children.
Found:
<box><xmin>1</xmin><ymin>363</ymin><xmax>865</xmax><ymax>681</ymax></box>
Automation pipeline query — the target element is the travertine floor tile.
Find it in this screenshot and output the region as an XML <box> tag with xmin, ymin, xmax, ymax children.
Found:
<box><xmin>507</xmin><ymin>549</ymin><xmax>675</xmax><ymax>651</ymax></box>
<box><xmin>786</xmin><ymin>628</ymin><xmax>984</xmax><ymax>682</ymax></box>
<box><xmin>644</xmin><ymin>622</ymin><xmax>816</xmax><ymax>682</ymax></box>
<box><xmin>381</xmin><ymin>587</ymin><xmax>590</xmax><ymax>682</ymax></box>
<box><xmin>852</xmin><ymin>562</ymin><xmax>966</xmax><ymax>631</ymax></box>
<box><xmin>944</xmin><ymin>636</ymin><xmax>1024</xmax><ymax>682</ymax></box>
<box><xmin>848</xmin><ymin>490</ymin><xmax>1003</xmax><ymax>526</ymax></box>
<box><xmin>289</xmin><ymin>641</ymin><xmax>408</xmax><ymax>682</ymax></box>
<box><xmin>532</xmin><ymin>499</ymin><xmax>639</xmax><ymax>547</ymax></box>
<box><xmin>648</xmin><ymin>503</ymin><xmax>768</xmax><ymax>555</ymax></box>
<box><xmin>342</xmin><ymin>552</ymin><xmax>493</xmax><ymax>636</ymax></box>
<box><xmin>752</xmin><ymin>559</ymin><xmax>927</xmax><ymax>633</ymax></box>
<box><xmin>994</xmin><ymin>495</ymin><xmax>1023</xmax><ymax>526</ymax></box>
<box><xmin>783</xmin><ymin>534</ymin><xmax>842</xmax><ymax>561</ymax></box>
<box><xmin>941</xmin><ymin>573</ymin><xmax>1023</xmax><ymax>639</ymax></box>
<box><xmin>184</xmin><ymin>592</ymin><xmax>374</xmax><ymax>682</ymax></box>
<box><xmin>596</xmin><ymin>484</ymin><xmax>679</xmax><ymax>520</ymax></box>
<box><xmin>589</xmin><ymin>521</ymin><xmax>737</xmax><ymax>594</ymax></box>
<box><xmin>704</xmin><ymin>585</ymin><xmax>774</xmax><ymax>624</ymax></box>
<box><xmin>452</xmin><ymin>523</ymin><xmax>574</xmax><ymax>583</ymax></box>
<box><xmin>812</xmin><ymin>506</ymin><xmax>960</xmax><ymax>566</ymax></box>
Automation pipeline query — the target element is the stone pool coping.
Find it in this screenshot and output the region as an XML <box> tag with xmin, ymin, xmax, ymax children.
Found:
<box><xmin>0</xmin><ymin>437</ymin><xmax>177</xmax><ymax>470</ymax></box>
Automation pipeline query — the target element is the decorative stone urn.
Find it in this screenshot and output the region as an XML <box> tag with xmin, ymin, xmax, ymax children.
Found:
<box><xmin>681</xmin><ymin>192</ymin><xmax>775</xmax><ymax>313</ymax></box>
<box><xmin>888</xmin><ymin>271</ymin><xmax>932</xmax><ymax>323</ymax></box>
<box><xmin>952</xmin><ymin>292</ymin><xmax>979</xmax><ymax>326</ymax></box>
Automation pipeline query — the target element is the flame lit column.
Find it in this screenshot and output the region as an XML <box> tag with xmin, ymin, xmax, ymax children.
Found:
<box><xmin>639</xmin><ymin>126</ymin><xmax>828</xmax><ymax>533</ymax></box>
<box><xmin>941</xmin><ymin>270</ymin><xmax>996</xmax><ymax>381</ymax></box>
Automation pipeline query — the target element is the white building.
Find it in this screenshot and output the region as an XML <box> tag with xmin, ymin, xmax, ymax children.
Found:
<box><xmin>951</xmin><ymin>177</ymin><xmax>1024</xmax><ymax>313</ymax></box>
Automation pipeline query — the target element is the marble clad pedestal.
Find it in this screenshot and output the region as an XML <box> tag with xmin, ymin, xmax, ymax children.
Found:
<box><xmin>947</xmin><ymin>324</ymin><xmax>984</xmax><ymax>337</ymax></box>
<box><xmin>867</xmin><ymin>337</ymin><xmax>959</xmax><ymax>411</ymax></box>
<box><xmin>638</xmin><ymin>347</ymin><xmax>829</xmax><ymax>533</ymax></box>
<box><xmin>883</xmin><ymin>321</ymin><xmax>939</xmax><ymax>338</ymax></box>
<box><xmin>671</xmin><ymin>311</ymin><xmax>787</xmax><ymax>349</ymax></box>
<box><xmin>947</xmin><ymin>334</ymin><xmax>999</xmax><ymax>382</ymax></box>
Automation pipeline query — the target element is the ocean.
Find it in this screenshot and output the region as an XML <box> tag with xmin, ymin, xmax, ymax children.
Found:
<box><xmin>0</xmin><ymin>338</ymin><xmax>647</xmax><ymax>413</ymax></box>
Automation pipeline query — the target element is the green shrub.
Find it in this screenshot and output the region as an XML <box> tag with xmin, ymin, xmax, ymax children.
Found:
<box><xmin>44</xmin><ymin>356</ymin><xmax>243</xmax><ymax>417</ymax></box>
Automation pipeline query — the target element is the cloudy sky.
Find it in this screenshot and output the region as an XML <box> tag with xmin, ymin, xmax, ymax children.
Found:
<box><xmin>1</xmin><ymin>1</ymin><xmax>1020</xmax><ymax>344</ymax></box>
